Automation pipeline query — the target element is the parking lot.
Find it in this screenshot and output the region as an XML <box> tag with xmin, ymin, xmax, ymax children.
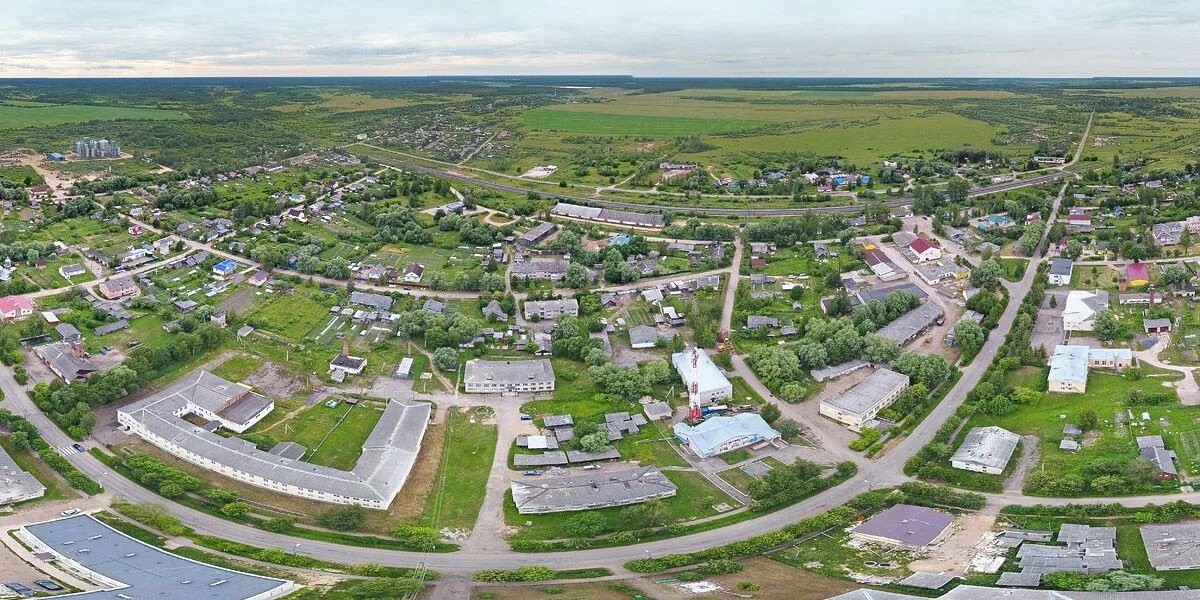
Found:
<box><xmin>1033</xmin><ymin>291</ymin><xmax>1066</xmax><ymax>353</ymax></box>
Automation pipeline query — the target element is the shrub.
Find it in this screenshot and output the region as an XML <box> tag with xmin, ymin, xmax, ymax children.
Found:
<box><xmin>698</xmin><ymin>559</ymin><xmax>743</xmax><ymax>575</ymax></box>
<box><xmin>316</xmin><ymin>505</ymin><xmax>366</xmax><ymax>531</ymax></box>
<box><xmin>261</xmin><ymin>518</ymin><xmax>294</xmax><ymax>532</ymax></box>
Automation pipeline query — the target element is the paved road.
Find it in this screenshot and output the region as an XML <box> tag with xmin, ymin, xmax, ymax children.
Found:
<box><xmin>0</xmin><ymin>132</ymin><xmax>1126</xmax><ymax>575</ymax></box>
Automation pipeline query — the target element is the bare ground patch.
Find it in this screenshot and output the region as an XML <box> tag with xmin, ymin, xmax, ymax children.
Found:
<box><xmin>244</xmin><ymin>361</ymin><xmax>306</xmax><ymax>398</ymax></box>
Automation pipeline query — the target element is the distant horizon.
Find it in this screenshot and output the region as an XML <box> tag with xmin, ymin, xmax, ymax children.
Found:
<box><xmin>4</xmin><ymin>0</ymin><xmax>1199</xmax><ymax>78</ymax></box>
<box><xmin>2</xmin><ymin>75</ymin><xmax>1200</xmax><ymax>82</ymax></box>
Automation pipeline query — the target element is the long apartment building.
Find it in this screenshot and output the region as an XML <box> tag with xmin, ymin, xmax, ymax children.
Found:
<box><xmin>117</xmin><ymin>371</ymin><xmax>429</xmax><ymax>508</ymax></box>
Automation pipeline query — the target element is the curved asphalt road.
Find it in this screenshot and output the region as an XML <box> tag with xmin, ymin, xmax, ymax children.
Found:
<box><xmin>0</xmin><ymin>122</ymin><xmax>1099</xmax><ymax>575</ymax></box>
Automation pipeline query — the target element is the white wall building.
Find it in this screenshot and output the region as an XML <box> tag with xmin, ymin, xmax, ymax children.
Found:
<box><xmin>671</xmin><ymin>347</ymin><xmax>732</xmax><ymax>403</ymax></box>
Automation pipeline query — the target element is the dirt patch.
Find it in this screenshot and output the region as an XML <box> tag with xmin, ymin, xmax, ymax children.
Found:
<box><xmin>244</xmin><ymin>362</ymin><xmax>305</xmax><ymax>398</ymax></box>
<box><xmin>217</xmin><ymin>286</ymin><xmax>258</xmax><ymax>314</ymax></box>
<box><xmin>1081</xmin><ymin>429</ymin><xmax>1102</xmax><ymax>448</ymax></box>
<box><xmin>473</xmin><ymin>581</ymin><xmax>633</xmax><ymax>600</ymax></box>
<box><xmin>646</xmin><ymin>557</ymin><xmax>860</xmax><ymax>600</ymax></box>
<box><xmin>908</xmin><ymin>514</ymin><xmax>996</xmax><ymax>575</ymax></box>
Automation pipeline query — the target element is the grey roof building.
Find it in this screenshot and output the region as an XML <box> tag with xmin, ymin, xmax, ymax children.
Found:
<box><xmin>117</xmin><ymin>371</ymin><xmax>429</xmax><ymax>509</ymax></box>
<box><xmin>94</xmin><ymin>319</ymin><xmax>130</xmax><ymax>336</ymax></box>
<box><xmin>851</xmin><ymin>504</ymin><xmax>955</xmax><ymax>548</ymax></box>
<box><xmin>951</xmin><ymin>426</ymin><xmax>1020</xmax><ymax>475</ymax></box>
<box><xmin>510</xmin><ymin>466</ymin><xmax>676</xmax><ymax>514</ymax></box>
<box><xmin>629</xmin><ymin>324</ymin><xmax>675</xmax><ymax>348</ymax></box>
<box><xmin>876</xmin><ymin>301</ymin><xmax>944</xmax><ymax>345</ymax></box>
<box><xmin>483</xmin><ymin>299</ymin><xmax>508</xmax><ymax>321</ymax></box>
<box><xmin>0</xmin><ymin>444</ymin><xmax>45</xmax><ymax>505</ymax></box>
<box><xmin>55</xmin><ymin>322</ymin><xmax>82</xmax><ymax>342</ymax></box>
<box><xmin>819</xmin><ymin>368</ymin><xmax>910</xmax><ymax>428</ymax></box>
<box><xmin>1141</xmin><ymin>523</ymin><xmax>1200</xmax><ymax>570</ymax></box>
<box><xmin>524</xmin><ymin>298</ymin><xmax>578</xmax><ymax>320</ymax></box>
<box><xmin>35</xmin><ymin>342</ymin><xmax>97</xmax><ymax>381</ymax></box>
<box><xmin>516</xmin><ymin>221</ymin><xmax>557</xmax><ymax>246</ymax></box>
<box><xmin>857</xmin><ymin>282</ymin><xmax>929</xmax><ymax>304</ymax></box>
<box><xmin>463</xmin><ymin>359</ymin><xmax>555</xmax><ymax>393</ymax></box>
<box><xmin>511</xmin><ymin>259</ymin><xmax>570</xmax><ymax>280</ymax></box>
<box><xmin>348</xmin><ymin>290</ymin><xmax>393</xmax><ymax>310</ymax></box>
<box><xmin>19</xmin><ymin>514</ymin><xmax>296</xmax><ymax>600</ymax></box>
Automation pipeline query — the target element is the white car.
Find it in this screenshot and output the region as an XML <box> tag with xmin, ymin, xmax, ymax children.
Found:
<box><xmin>59</xmin><ymin>508</ymin><xmax>80</xmax><ymax>517</ymax></box>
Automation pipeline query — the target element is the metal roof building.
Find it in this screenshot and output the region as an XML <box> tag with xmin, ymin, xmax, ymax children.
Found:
<box><xmin>851</xmin><ymin>504</ymin><xmax>955</xmax><ymax>548</ymax></box>
<box><xmin>671</xmin><ymin>347</ymin><xmax>732</xmax><ymax>403</ymax></box>
<box><xmin>463</xmin><ymin>359</ymin><xmax>555</xmax><ymax>393</ymax></box>
<box><xmin>951</xmin><ymin>426</ymin><xmax>1020</xmax><ymax>474</ymax></box>
<box><xmin>876</xmin><ymin>301</ymin><xmax>944</xmax><ymax>345</ymax></box>
<box><xmin>18</xmin><ymin>514</ymin><xmax>296</xmax><ymax>600</ymax></box>
<box><xmin>819</xmin><ymin>368</ymin><xmax>910</xmax><ymax>428</ymax></box>
<box><xmin>118</xmin><ymin>374</ymin><xmax>429</xmax><ymax>509</ymax></box>
<box><xmin>673</xmin><ymin>413</ymin><xmax>781</xmax><ymax>458</ymax></box>
<box><xmin>510</xmin><ymin>466</ymin><xmax>676</xmax><ymax>514</ymax></box>
<box><xmin>0</xmin><ymin>444</ymin><xmax>45</xmax><ymax>505</ymax></box>
<box><xmin>1048</xmin><ymin>344</ymin><xmax>1090</xmax><ymax>393</ymax></box>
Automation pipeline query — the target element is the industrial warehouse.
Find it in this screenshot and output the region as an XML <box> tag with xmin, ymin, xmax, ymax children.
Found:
<box><xmin>510</xmin><ymin>466</ymin><xmax>677</xmax><ymax>514</ymax></box>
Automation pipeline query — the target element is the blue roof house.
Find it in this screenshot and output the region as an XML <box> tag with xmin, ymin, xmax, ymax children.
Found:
<box><xmin>212</xmin><ymin>258</ymin><xmax>239</xmax><ymax>278</ymax></box>
<box><xmin>673</xmin><ymin>414</ymin><xmax>781</xmax><ymax>458</ymax></box>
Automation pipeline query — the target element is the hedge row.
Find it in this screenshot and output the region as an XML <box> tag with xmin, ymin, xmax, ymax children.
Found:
<box><xmin>473</xmin><ymin>566</ymin><xmax>612</xmax><ymax>582</ymax></box>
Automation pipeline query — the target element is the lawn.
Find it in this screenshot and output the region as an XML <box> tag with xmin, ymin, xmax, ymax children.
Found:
<box><xmin>997</xmin><ymin>258</ymin><xmax>1029</xmax><ymax>282</ymax></box>
<box><xmin>961</xmin><ymin>365</ymin><xmax>1195</xmax><ymax>495</ymax></box>
<box><xmin>246</xmin><ymin>290</ymin><xmax>333</xmax><ymax>341</ymax></box>
<box><xmin>0</xmin><ymin>102</ymin><xmax>187</xmax><ymax>129</ymax></box>
<box><xmin>244</xmin><ymin>401</ymin><xmax>384</xmax><ymax>471</ymax></box>
<box><xmin>210</xmin><ymin>354</ymin><xmax>265</xmax><ymax>381</ymax></box>
<box><xmin>418</xmin><ymin>406</ymin><xmax>497</xmax><ymax>531</ymax></box>
<box><xmin>729</xmin><ymin>376</ymin><xmax>768</xmax><ymax>406</ymax></box>
<box><xmin>22</xmin><ymin>255</ymin><xmax>94</xmax><ymax>289</ymax></box>
<box><xmin>523</xmin><ymin>107</ymin><xmax>763</xmax><ymax>137</ymax></box>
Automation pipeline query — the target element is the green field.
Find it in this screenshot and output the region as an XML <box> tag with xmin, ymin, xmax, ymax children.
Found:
<box><xmin>0</xmin><ymin>102</ymin><xmax>187</xmax><ymax>129</ymax></box>
<box><xmin>524</xmin><ymin>107</ymin><xmax>763</xmax><ymax>137</ymax></box>
<box><xmin>211</xmin><ymin>354</ymin><xmax>265</xmax><ymax>381</ymax></box>
<box><xmin>958</xmin><ymin>366</ymin><xmax>1193</xmax><ymax>495</ymax></box>
<box><xmin>244</xmin><ymin>401</ymin><xmax>383</xmax><ymax>471</ymax></box>
<box><xmin>419</xmin><ymin>407</ymin><xmax>497</xmax><ymax>531</ymax></box>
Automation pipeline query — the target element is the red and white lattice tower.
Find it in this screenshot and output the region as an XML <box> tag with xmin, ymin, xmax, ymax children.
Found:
<box><xmin>688</xmin><ymin>346</ymin><xmax>703</xmax><ymax>423</ymax></box>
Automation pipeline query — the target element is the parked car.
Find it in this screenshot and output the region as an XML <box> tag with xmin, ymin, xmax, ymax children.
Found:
<box><xmin>582</xmin><ymin>464</ymin><xmax>601</xmax><ymax>470</ymax></box>
<box><xmin>4</xmin><ymin>583</ymin><xmax>34</xmax><ymax>597</ymax></box>
<box><xmin>519</xmin><ymin>414</ymin><xmax>533</xmax><ymax>421</ymax></box>
<box><xmin>72</xmin><ymin>443</ymin><xmax>86</xmax><ymax>453</ymax></box>
<box><xmin>59</xmin><ymin>508</ymin><xmax>80</xmax><ymax>517</ymax></box>
<box><xmin>34</xmin><ymin>580</ymin><xmax>63</xmax><ymax>591</ymax></box>
<box><xmin>522</xmin><ymin>470</ymin><xmax>542</xmax><ymax>476</ymax></box>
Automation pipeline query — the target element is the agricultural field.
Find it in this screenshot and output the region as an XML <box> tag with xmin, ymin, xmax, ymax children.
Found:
<box><xmin>512</xmin><ymin>87</ymin><xmax>1083</xmax><ymax>179</ymax></box>
<box><xmin>0</xmin><ymin>100</ymin><xmax>187</xmax><ymax>129</ymax></box>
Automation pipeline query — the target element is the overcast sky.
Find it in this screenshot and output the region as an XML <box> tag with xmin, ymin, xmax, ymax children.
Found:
<box><xmin>3</xmin><ymin>0</ymin><xmax>1199</xmax><ymax>78</ymax></box>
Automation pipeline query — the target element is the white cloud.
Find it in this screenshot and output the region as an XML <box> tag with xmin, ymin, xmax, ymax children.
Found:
<box><xmin>0</xmin><ymin>0</ymin><xmax>1198</xmax><ymax>77</ymax></box>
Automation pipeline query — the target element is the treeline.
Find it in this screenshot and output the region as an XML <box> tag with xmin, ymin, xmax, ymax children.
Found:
<box><xmin>35</xmin><ymin>321</ymin><xmax>227</xmax><ymax>436</ymax></box>
<box><xmin>743</xmin><ymin>215</ymin><xmax>852</xmax><ymax>246</ymax></box>
<box><xmin>905</xmin><ymin>268</ymin><xmax>1050</xmax><ymax>490</ymax></box>
<box><xmin>662</xmin><ymin>218</ymin><xmax>736</xmax><ymax>242</ymax></box>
